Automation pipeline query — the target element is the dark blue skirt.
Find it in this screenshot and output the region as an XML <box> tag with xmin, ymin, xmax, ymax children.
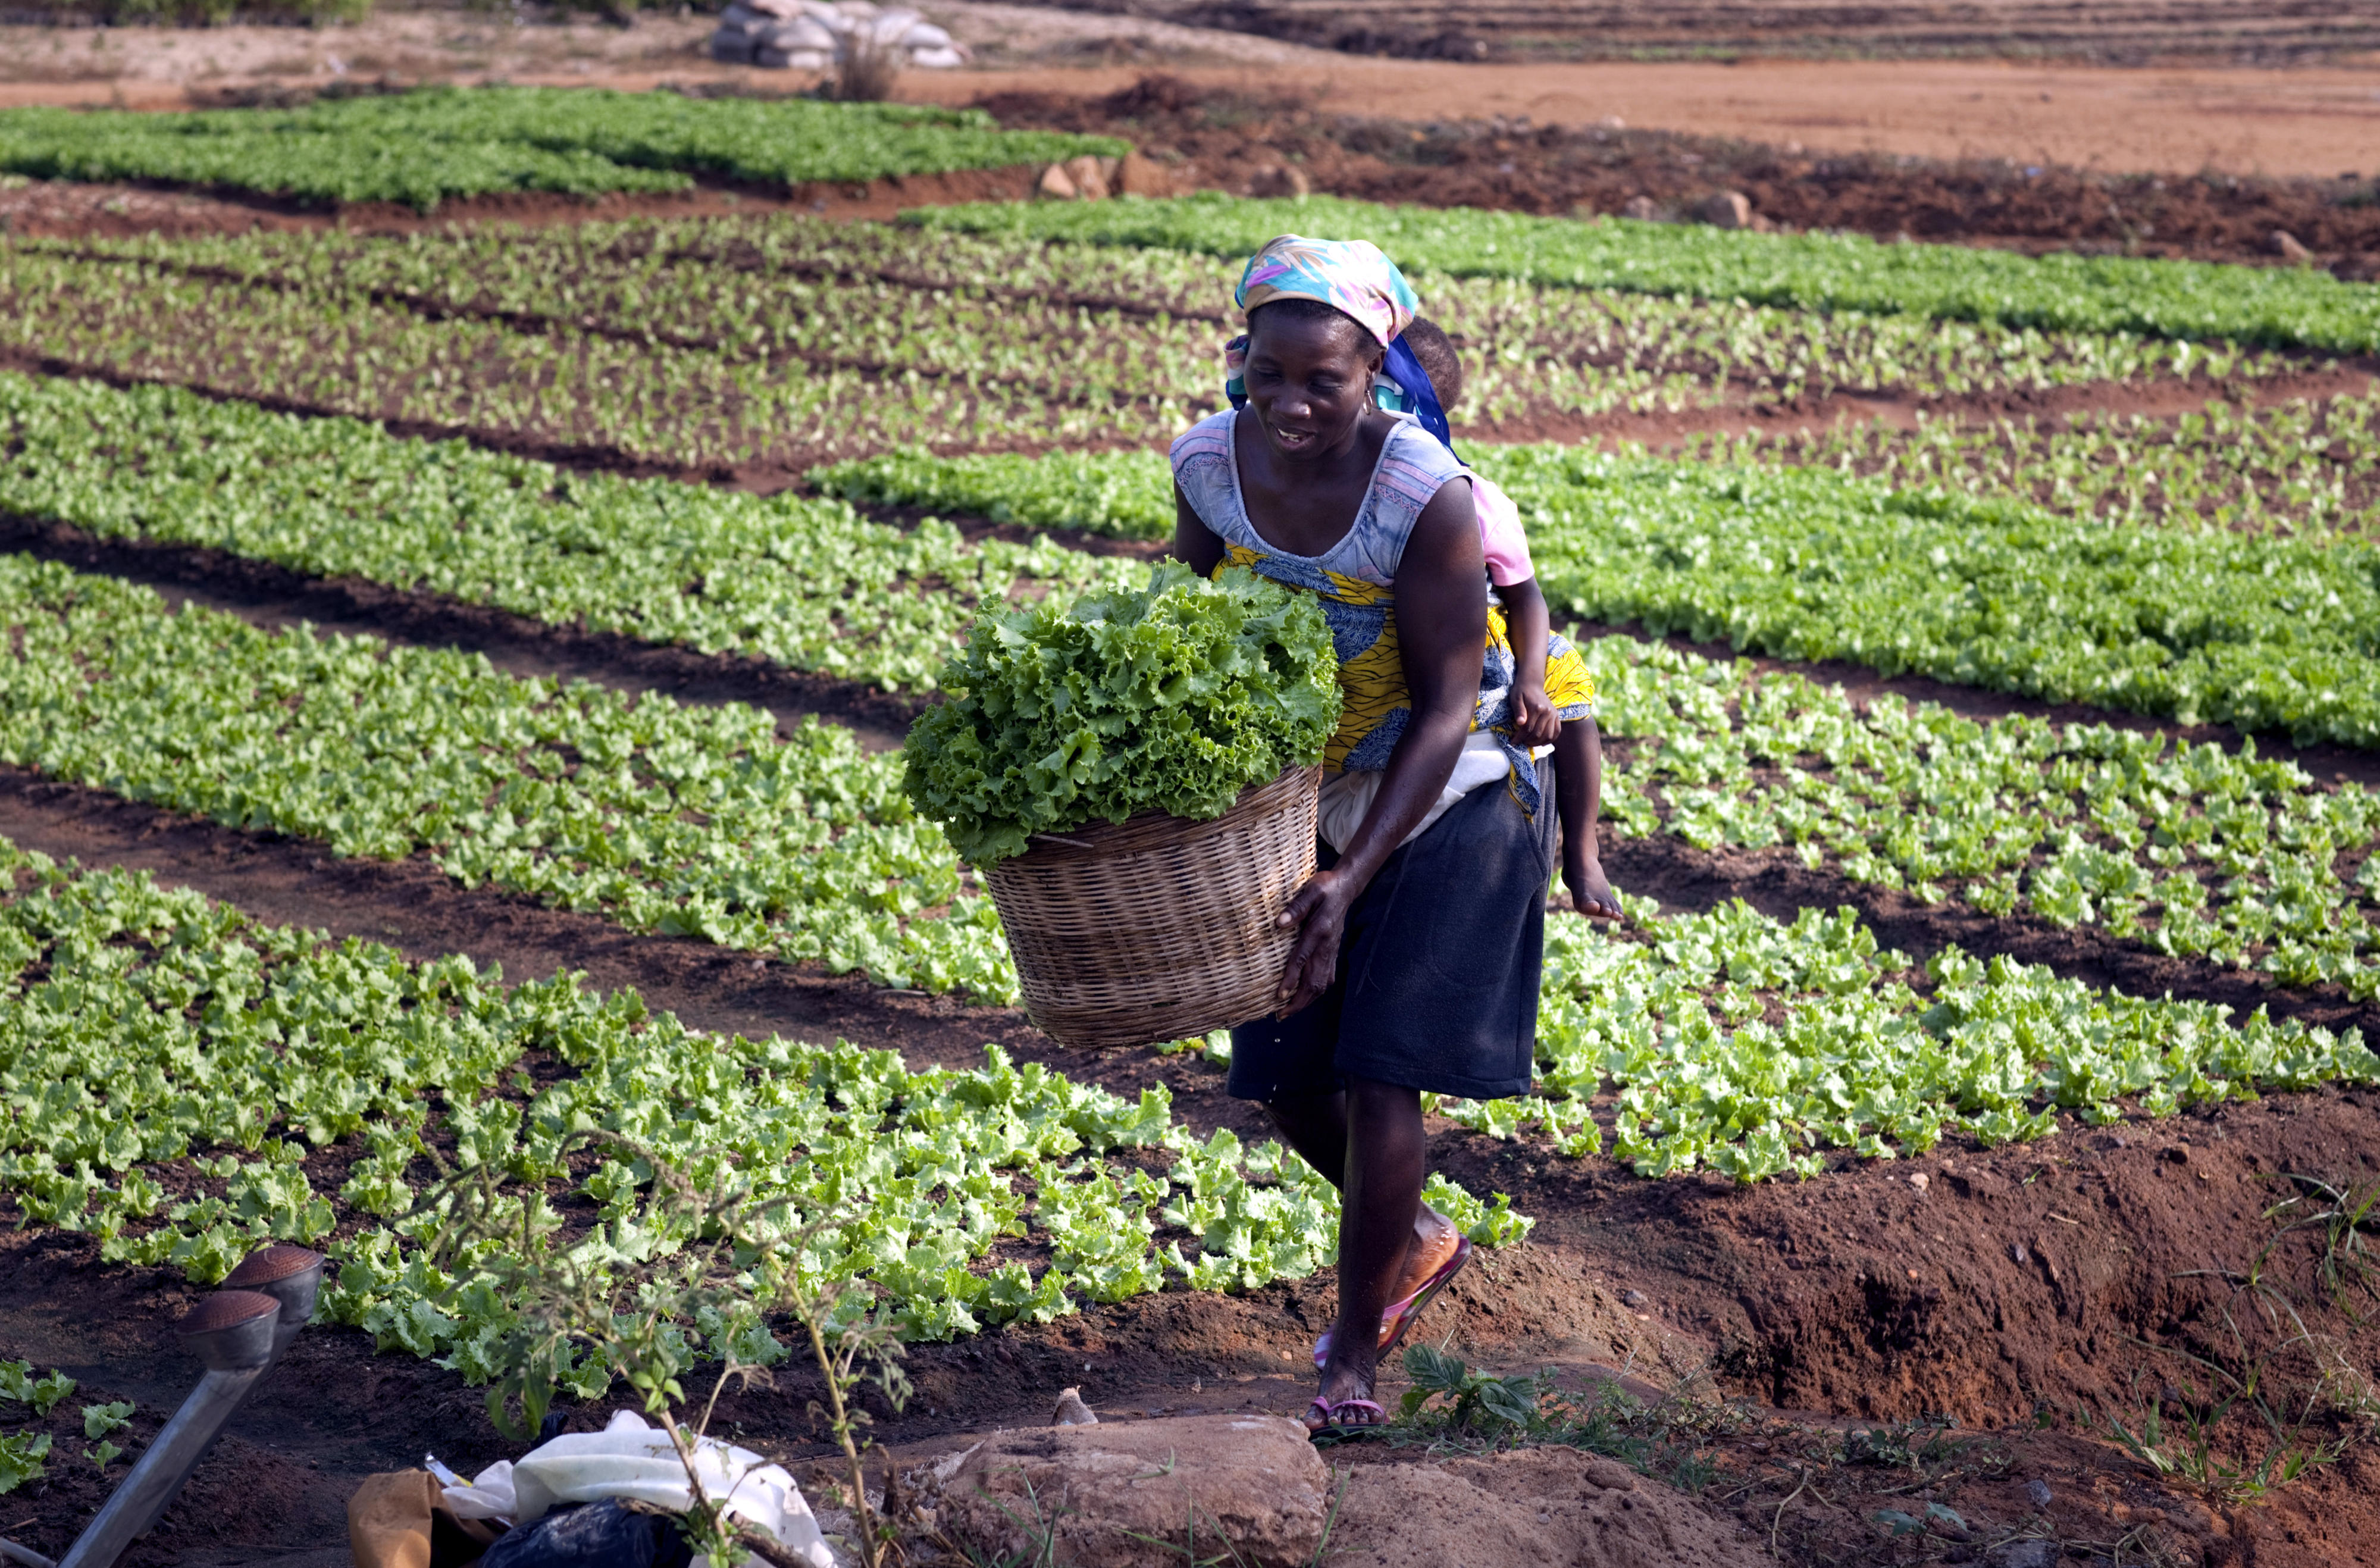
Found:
<box><xmin>1226</xmin><ymin>760</ymin><xmax>1554</xmax><ymax>1103</ymax></box>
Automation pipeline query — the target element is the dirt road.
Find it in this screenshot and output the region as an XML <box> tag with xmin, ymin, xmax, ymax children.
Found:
<box><xmin>923</xmin><ymin>57</ymin><xmax>2380</xmax><ymax>177</ymax></box>
<box><xmin>2</xmin><ymin>7</ymin><xmax>2378</xmax><ymax>175</ymax></box>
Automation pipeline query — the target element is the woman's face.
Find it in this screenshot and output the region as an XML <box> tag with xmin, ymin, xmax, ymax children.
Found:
<box><xmin>1242</xmin><ymin>310</ymin><xmax>1382</xmax><ymax>462</ymax></box>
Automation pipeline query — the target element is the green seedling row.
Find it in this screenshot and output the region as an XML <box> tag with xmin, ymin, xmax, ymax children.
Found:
<box><xmin>1588</xmin><ymin>635</ymin><xmax>2380</xmax><ymax>999</ymax></box>
<box><xmin>1431</xmin><ymin>899</ymin><xmax>2378</xmax><ymax>1184</ymax></box>
<box><xmin>0</xmin><ymin>247</ymin><xmax>1204</xmax><ymax>471</ymax></box>
<box><xmin>0</xmin><ymin>553</ymin><xmax>1019</xmax><ymax>1001</ymax></box>
<box><xmin>1681</xmin><ymin>392</ymin><xmax>2380</xmax><ymax>540</ymax></box>
<box><xmin>5</xmin><ymin>218</ymin><xmax>2272</xmax><ymax>473</ymax></box>
<box><xmin>0</xmin><ymin>88</ymin><xmax>1124</xmax><ymax>212</ymax></box>
<box><xmin>0</xmin><ymin>371</ymin><xmax>1130</xmax><ymax>694</ymax></box>
<box><xmin>798</xmin><ymin>440</ymin><xmax>2380</xmax><ymax>747</ymax></box>
<box><xmin>815</xmin><ymin>447</ymin><xmax>1179</xmax><ymax>542</ymax></box>
<box><xmin>1481</xmin><ymin>443</ymin><xmax>2380</xmax><ymax>747</ymax></box>
<box><xmin>0</xmin><ymin>840</ymin><xmax>1524</xmax><ymax>1381</ymax></box>
<box><xmin>911</xmin><ymin>192</ymin><xmax>2380</xmax><ymax>355</ymax></box>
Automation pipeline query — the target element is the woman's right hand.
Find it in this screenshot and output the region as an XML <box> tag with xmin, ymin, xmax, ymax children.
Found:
<box><xmin>1274</xmin><ymin>868</ymin><xmax>1357</xmax><ymax>1016</ymax></box>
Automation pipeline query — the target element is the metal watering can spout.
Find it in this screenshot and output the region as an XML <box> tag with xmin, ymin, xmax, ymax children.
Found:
<box><xmin>27</xmin><ymin>1245</ymin><xmax>327</xmax><ymax>1568</ymax></box>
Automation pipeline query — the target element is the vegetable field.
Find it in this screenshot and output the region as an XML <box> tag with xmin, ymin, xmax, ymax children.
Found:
<box><xmin>2</xmin><ymin>120</ymin><xmax>2379</xmax><ymax>1567</ymax></box>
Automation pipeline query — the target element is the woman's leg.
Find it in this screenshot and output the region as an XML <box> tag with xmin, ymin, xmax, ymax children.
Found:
<box><xmin>1267</xmin><ymin>1091</ymin><xmax>1459</xmax><ymax>1292</ymax></box>
<box><xmin>1314</xmin><ymin>1076</ymin><xmax>1426</xmax><ymax>1419</ymax></box>
<box><xmin>1263</xmin><ymin>1090</ymin><xmax>1347</xmax><ymax>1185</ymax></box>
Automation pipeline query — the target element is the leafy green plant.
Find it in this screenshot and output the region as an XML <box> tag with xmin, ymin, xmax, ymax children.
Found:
<box><xmin>80</xmin><ymin>1401</ymin><xmax>133</xmax><ymax>1440</ymax></box>
<box><xmin>0</xmin><ymin>89</ymin><xmax>1125</xmax><ymax>212</ymax></box>
<box><xmin>910</xmin><ymin>192</ymin><xmax>2380</xmax><ymax>355</ymax></box>
<box><xmin>815</xmin><ymin>449</ymin><xmax>1179</xmax><ymax>543</ymax></box>
<box><xmin>0</xmin><ymin>1432</ymin><xmax>49</xmax><ymax>1494</ymax></box>
<box><xmin>0</xmin><ymin>1363</ymin><xmax>74</xmax><ymax>1417</ymax></box>
<box><xmin>410</xmin><ymin>1131</ymin><xmax>911</xmax><ymax>1568</ymax></box>
<box><xmin>903</xmin><ymin>563</ymin><xmax>1338</xmax><ymax>863</ymax></box>
<box><xmin>0</xmin><ymin>370</ymin><xmax>1125</xmax><ymax>697</ymax></box>
<box><xmin>3</xmin><ymin>215</ymin><xmax>2268</xmax><ymax>483</ymax></box>
<box><xmin>1394</xmin><ymin>1345</ymin><xmax>1540</xmax><ymax>1440</ymax></box>
<box><xmin>0</xmin><ymin>836</ymin><xmax>1526</xmax><ymax>1393</ymax></box>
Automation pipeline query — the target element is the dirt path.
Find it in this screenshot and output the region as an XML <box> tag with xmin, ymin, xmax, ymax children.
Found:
<box><xmin>4</xmin><ymin>7</ymin><xmax>2380</xmax><ymax>176</ymax></box>
<box><xmin>932</xmin><ymin>57</ymin><xmax>2380</xmax><ymax>177</ymax></box>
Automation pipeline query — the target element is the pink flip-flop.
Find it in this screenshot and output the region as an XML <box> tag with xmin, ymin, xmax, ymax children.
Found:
<box><xmin>1304</xmin><ymin>1395</ymin><xmax>1386</xmax><ymax>1438</ymax></box>
<box><xmin>1311</xmin><ymin>1235</ymin><xmax>1473</xmax><ymax>1370</ymax></box>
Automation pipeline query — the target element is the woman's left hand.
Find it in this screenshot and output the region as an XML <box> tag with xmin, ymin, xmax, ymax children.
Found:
<box><xmin>1274</xmin><ymin>868</ymin><xmax>1357</xmax><ymax>1016</ymax></box>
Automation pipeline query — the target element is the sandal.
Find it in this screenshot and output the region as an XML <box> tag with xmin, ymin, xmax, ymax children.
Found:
<box><xmin>1311</xmin><ymin>1235</ymin><xmax>1473</xmax><ymax>1370</ymax></box>
<box><xmin>1304</xmin><ymin>1396</ymin><xmax>1386</xmax><ymax>1438</ymax></box>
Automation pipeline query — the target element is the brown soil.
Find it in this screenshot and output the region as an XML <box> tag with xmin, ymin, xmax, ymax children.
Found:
<box><xmin>975</xmin><ymin>73</ymin><xmax>2380</xmax><ymax>272</ymax></box>
<box><xmin>1035</xmin><ymin>0</ymin><xmax>2380</xmax><ymax>67</ymax></box>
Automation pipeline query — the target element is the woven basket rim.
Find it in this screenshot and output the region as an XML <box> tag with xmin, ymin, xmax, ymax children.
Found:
<box><xmin>992</xmin><ymin>763</ymin><xmax>1322</xmax><ymax>867</ymax></box>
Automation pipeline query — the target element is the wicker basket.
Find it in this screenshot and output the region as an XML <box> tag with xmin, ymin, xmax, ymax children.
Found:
<box><xmin>985</xmin><ymin>765</ymin><xmax>1322</xmax><ymax>1050</ymax></box>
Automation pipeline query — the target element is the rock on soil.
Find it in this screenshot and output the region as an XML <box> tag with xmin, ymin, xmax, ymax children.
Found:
<box><xmin>927</xmin><ymin>1413</ymin><xmax>1329</xmax><ymax>1567</ymax></box>
<box><xmin>1332</xmin><ymin>1447</ymin><xmax>1767</xmax><ymax>1568</ymax></box>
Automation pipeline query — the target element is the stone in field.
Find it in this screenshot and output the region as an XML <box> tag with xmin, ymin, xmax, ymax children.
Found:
<box><xmin>1621</xmin><ymin>194</ymin><xmax>1658</xmax><ymax>220</ymax></box>
<box><xmin>1695</xmin><ymin>190</ymin><xmax>1755</xmax><ymax>229</ymax></box>
<box><xmin>1039</xmin><ymin>162</ymin><xmax>1081</xmax><ymax>200</ymax></box>
<box><xmin>1063</xmin><ymin>154</ymin><xmax>1113</xmax><ymax>200</ymax></box>
<box><xmin>2272</xmin><ymin>229</ymin><xmax>2313</xmax><ymax>262</ymax></box>
<box><xmin>929</xmin><ymin>1414</ymin><xmax>1327</xmax><ymax>1567</ymax></box>
<box><xmin>1249</xmin><ymin>164</ymin><xmax>1312</xmax><ymax>199</ymax></box>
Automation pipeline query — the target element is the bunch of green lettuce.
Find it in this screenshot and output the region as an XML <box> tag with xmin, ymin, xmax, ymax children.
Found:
<box><xmin>905</xmin><ymin>563</ymin><xmax>1338</xmax><ymax>863</ymax></box>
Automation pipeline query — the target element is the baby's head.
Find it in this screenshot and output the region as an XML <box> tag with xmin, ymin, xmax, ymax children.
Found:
<box><xmin>1398</xmin><ymin>317</ymin><xmax>1463</xmax><ymax>415</ymax></box>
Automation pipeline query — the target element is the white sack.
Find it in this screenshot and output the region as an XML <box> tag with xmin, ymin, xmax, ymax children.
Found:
<box><xmin>450</xmin><ymin>1411</ymin><xmax>835</xmax><ymax>1568</ymax></box>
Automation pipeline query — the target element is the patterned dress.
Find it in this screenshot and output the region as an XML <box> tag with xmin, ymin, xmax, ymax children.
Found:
<box><xmin>1170</xmin><ymin>409</ymin><xmax>1593</xmax><ymax>823</ymax></box>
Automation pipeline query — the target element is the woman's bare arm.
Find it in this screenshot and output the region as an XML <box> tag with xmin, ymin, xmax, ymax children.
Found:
<box><xmin>1273</xmin><ymin>480</ymin><xmax>1486</xmax><ymax>1015</ymax></box>
<box><xmin>1172</xmin><ymin>481</ymin><xmax>1226</xmax><ymax>576</ymax></box>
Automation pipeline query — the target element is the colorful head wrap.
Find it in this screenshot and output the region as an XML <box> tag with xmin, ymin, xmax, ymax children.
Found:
<box><xmin>1233</xmin><ymin>234</ymin><xmax>1418</xmax><ymax>348</ymax></box>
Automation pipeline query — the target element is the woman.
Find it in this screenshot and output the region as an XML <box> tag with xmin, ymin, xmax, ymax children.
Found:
<box><xmin>1169</xmin><ymin>236</ymin><xmax>1559</xmax><ymax>1436</ymax></box>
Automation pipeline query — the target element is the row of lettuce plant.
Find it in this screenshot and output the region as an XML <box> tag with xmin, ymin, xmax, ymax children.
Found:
<box><xmin>907</xmin><ymin>192</ymin><xmax>2380</xmax><ymax>355</ymax></box>
<box><xmin>0</xmin><ymin>552</ymin><xmax>1019</xmax><ymax>1001</ymax></box>
<box><xmin>0</xmin><ymin>838</ymin><xmax>1522</xmax><ymax>1382</ymax></box>
<box><xmin>0</xmin><ymin>371</ymin><xmax>1129</xmax><ymax>696</ymax></box>
<box><xmin>0</xmin><ymin>217</ymin><xmax>2275</xmax><ymax>476</ymax></box>
<box><xmin>813</xmin><ymin>441</ymin><xmax>2380</xmax><ymax>747</ymax></box>
<box><xmin>0</xmin><ymin>88</ymin><xmax>1124</xmax><ymax>212</ymax></box>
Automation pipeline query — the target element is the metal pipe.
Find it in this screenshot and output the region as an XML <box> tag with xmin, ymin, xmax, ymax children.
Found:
<box><xmin>53</xmin><ymin>1241</ymin><xmax>327</xmax><ymax>1568</ymax></box>
<box><xmin>55</xmin><ymin>1290</ymin><xmax>280</xmax><ymax>1568</ymax></box>
<box><xmin>0</xmin><ymin>1535</ymin><xmax>57</xmax><ymax>1568</ymax></box>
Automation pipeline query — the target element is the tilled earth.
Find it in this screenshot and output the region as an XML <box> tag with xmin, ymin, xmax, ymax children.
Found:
<box><xmin>0</xmin><ymin>65</ymin><xmax>2378</xmax><ymax>1568</ymax></box>
<box><xmin>976</xmin><ymin>74</ymin><xmax>2380</xmax><ymax>273</ymax></box>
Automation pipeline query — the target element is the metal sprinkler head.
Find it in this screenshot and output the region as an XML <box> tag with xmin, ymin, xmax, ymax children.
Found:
<box><xmin>221</xmin><ymin>1245</ymin><xmax>325</xmax><ymax>1349</ymax></box>
<box><xmin>174</xmin><ymin>1291</ymin><xmax>281</xmax><ymax>1373</ymax></box>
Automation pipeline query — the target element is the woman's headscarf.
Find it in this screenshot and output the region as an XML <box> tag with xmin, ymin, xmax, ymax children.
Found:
<box><xmin>1233</xmin><ymin>234</ymin><xmax>1418</xmax><ymax>348</ymax></box>
<box><xmin>1225</xmin><ymin>234</ymin><xmax>1455</xmax><ymax>450</ymax></box>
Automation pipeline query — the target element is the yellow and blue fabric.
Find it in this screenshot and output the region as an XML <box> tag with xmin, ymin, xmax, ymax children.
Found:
<box><xmin>1234</xmin><ymin>234</ymin><xmax>1420</xmax><ymax>348</ymax></box>
<box><xmin>1169</xmin><ymin>409</ymin><xmax>1591</xmax><ymax>821</ymax></box>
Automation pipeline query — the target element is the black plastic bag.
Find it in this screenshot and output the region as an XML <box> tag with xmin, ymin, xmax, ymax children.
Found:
<box><xmin>477</xmin><ymin>1500</ymin><xmax>694</xmax><ymax>1568</ymax></box>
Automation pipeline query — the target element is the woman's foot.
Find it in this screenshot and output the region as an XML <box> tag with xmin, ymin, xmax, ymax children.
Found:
<box><xmin>1303</xmin><ymin>1362</ymin><xmax>1386</xmax><ymax>1438</ymax></box>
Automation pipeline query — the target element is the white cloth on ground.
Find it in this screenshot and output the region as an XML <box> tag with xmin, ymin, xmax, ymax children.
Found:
<box><xmin>440</xmin><ymin>1410</ymin><xmax>835</xmax><ymax>1568</ymax></box>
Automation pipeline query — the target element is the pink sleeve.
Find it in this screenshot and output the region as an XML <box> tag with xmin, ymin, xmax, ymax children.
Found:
<box><xmin>1471</xmin><ymin>475</ymin><xmax>1534</xmax><ymax>587</ymax></box>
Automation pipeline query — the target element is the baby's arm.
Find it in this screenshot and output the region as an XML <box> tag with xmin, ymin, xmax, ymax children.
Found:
<box><xmin>1502</xmin><ymin>576</ymin><xmax>1559</xmax><ymax>746</ymax></box>
<box><xmin>1556</xmin><ymin>716</ymin><xmax>1622</xmax><ymax>919</ymax></box>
